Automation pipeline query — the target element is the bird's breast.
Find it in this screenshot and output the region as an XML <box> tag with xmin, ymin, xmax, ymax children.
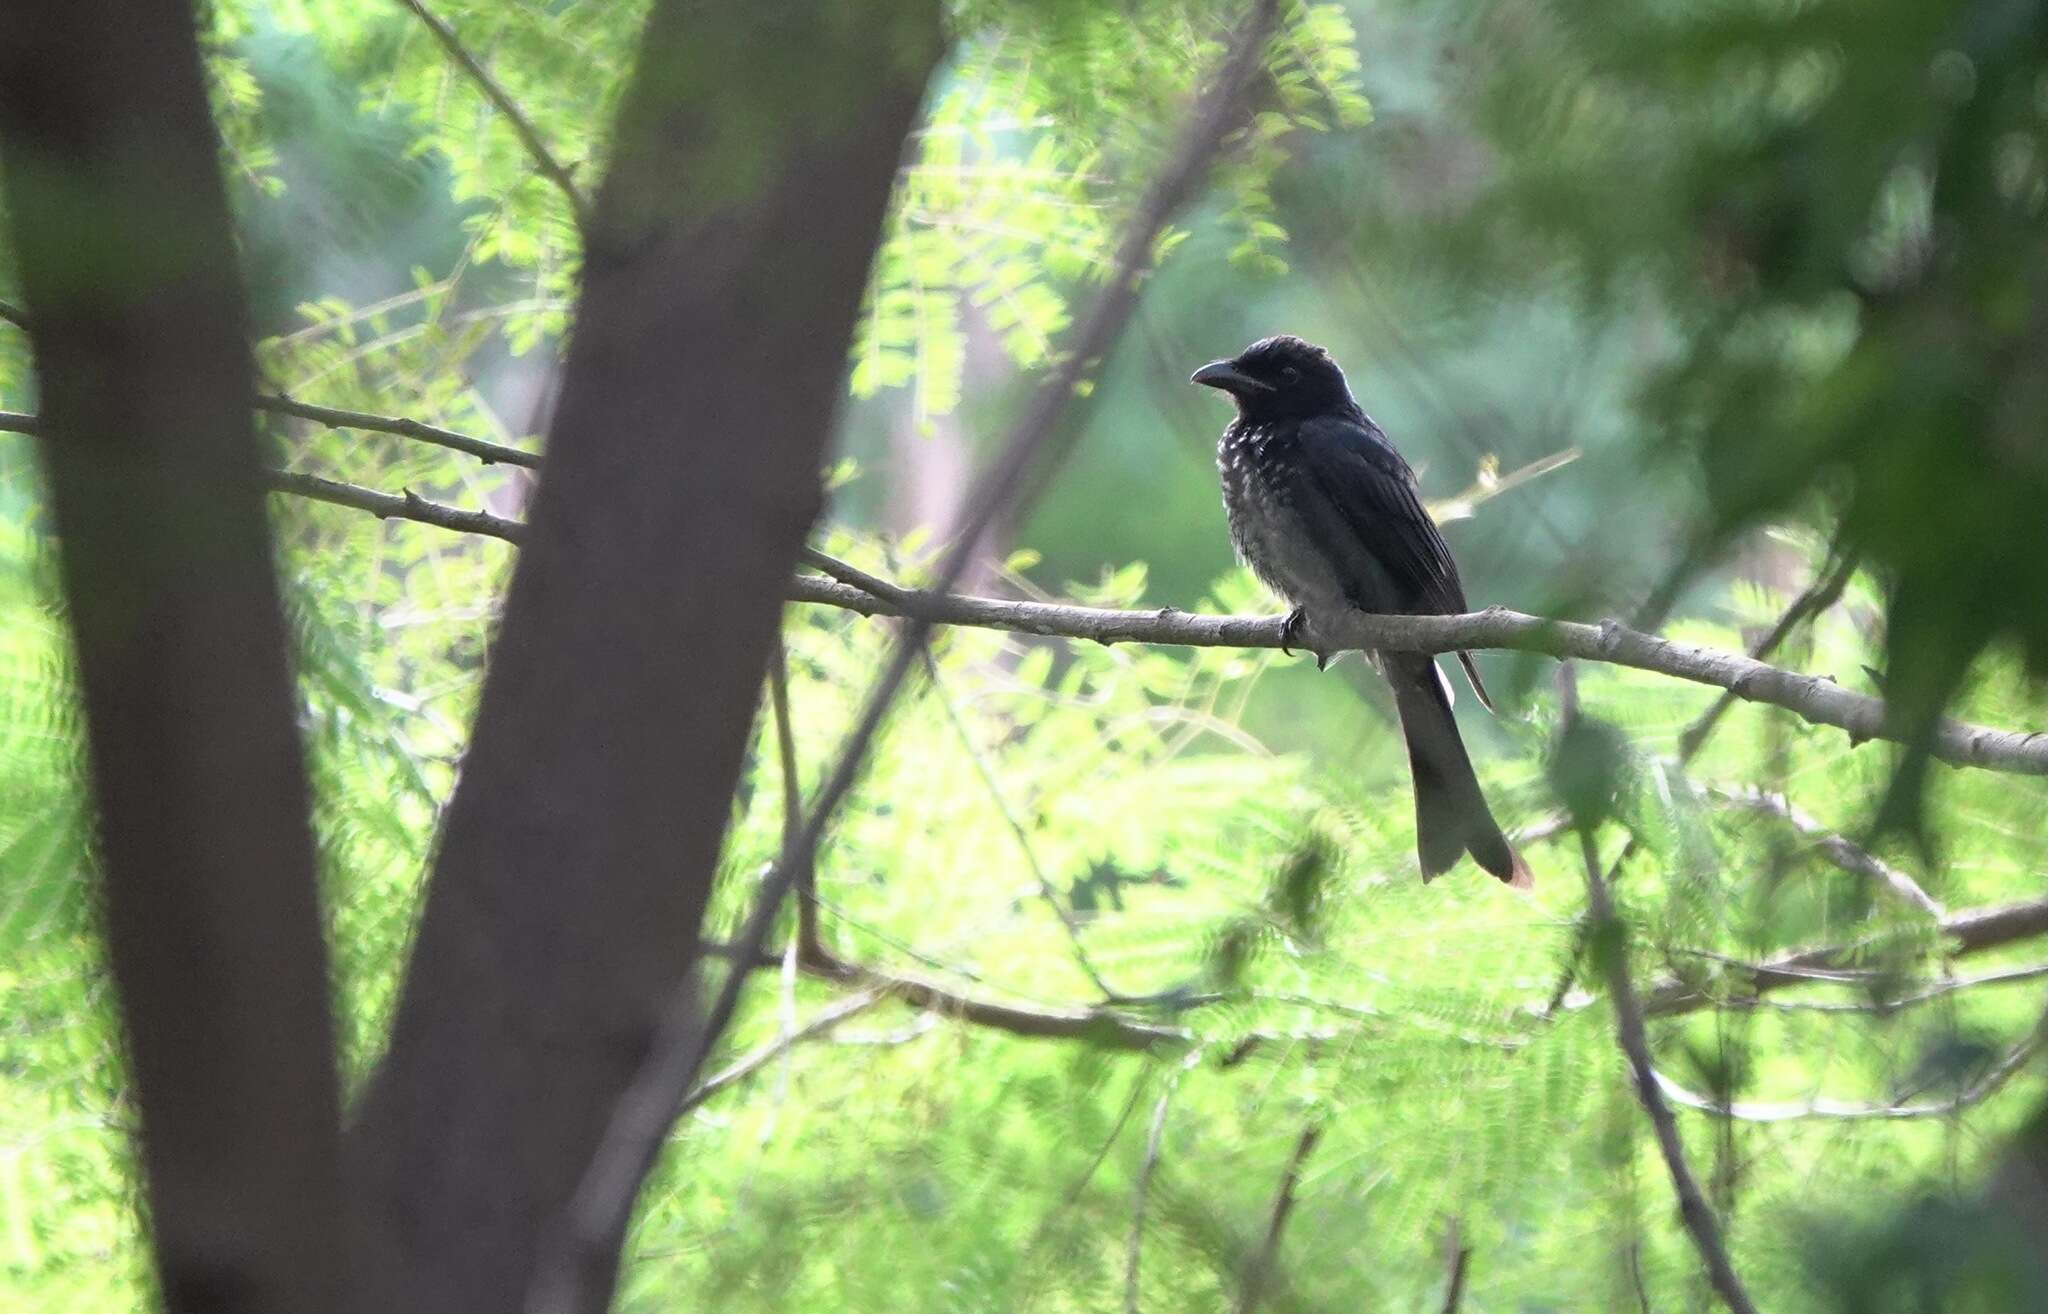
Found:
<box><xmin>1216</xmin><ymin>424</ymin><xmax>1348</xmax><ymax>611</ymax></box>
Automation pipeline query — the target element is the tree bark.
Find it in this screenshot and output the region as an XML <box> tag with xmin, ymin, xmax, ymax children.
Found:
<box><xmin>0</xmin><ymin>4</ymin><xmax>345</xmax><ymax>1312</ymax></box>
<box><xmin>344</xmin><ymin>4</ymin><xmax>943</xmax><ymax>1309</ymax></box>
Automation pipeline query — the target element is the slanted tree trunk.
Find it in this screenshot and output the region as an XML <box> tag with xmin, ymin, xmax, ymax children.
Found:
<box><xmin>345</xmin><ymin>4</ymin><xmax>944</xmax><ymax>1309</ymax></box>
<box><xmin>0</xmin><ymin>4</ymin><xmax>345</xmax><ymax>1312</ymax></box>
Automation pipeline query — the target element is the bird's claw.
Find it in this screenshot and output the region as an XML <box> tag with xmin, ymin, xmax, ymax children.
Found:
<box><xmin>1280</xmin><ymin>608</ymin><xmax>1331</xmax><ymax>670</ymax></box>
<box><xmin>1280</xmin><ymin>607</ymin><xmax>1307</xmax><ymax>657</ymax></box>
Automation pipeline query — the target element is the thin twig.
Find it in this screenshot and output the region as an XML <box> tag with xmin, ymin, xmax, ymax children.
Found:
<box><xmin>1578</xmin><ymin>825</ymin><xmax>1760</xmax><ymax>1314</ymax></box>
<box><xmin>1562</xmin><ymin>665</ymin><xmax>1760</xmax><ymax>1314</ymax></box>
<box><xmin>1651</xmin><ymin>1021</ymin><xmax>2043</xmax><ymax>1122</ymax></box>
<box><xmin>798</xmin><ymin>942</ymin><xmax>1186</xmax><ymax>1051</ymax></box>
<box><xmin>1234</xmin><ymin>1123</ymin><xmax>1322</xmax><ymax>1314</ymax></box>
<box><xmin>1127</xmin><ymin>1047</ymin><xmax>1205</xmax><ymax>1314</ymax></box>
<box><xmin>260</xmin><ymin>393</ymin><xmax>541</xmax><ymax>468</ymax></box>
<box><xmin>1439</xmin><ymin>1217</ymin><xmax>1472</xmax><ymax>1314</ymax></box>
<box><xmin>269</xmin><ymin>469</ymin><xmax>524</xmax><ymax>542</ymax></box>
<box><xmin>394</xmin><ymin>0</ymin><xmax>592</xmax><ymax>228</ymax></box>
<box><xmin>1637</xmin><ymin>894</ymin><xmax>2048</xmax><ymax>1019</ymax></box>
<box><xmin>1714</xmin><ymin>961</ymin><xmax>2048</xmax><ymax>1013</ymax></box>
<box><xmin>920</xmin><ymin>646</ymin><xmax>1121</xmax><ymax>999</ymax></box>
<box><xmin>673</xmin><ymin>989</ymin><xmax>884</xmax><ymax>1119</ymax></box>
<box><xmin>1706</xmin><ymin>783</ymin><xmax>1942</xmax><ymax>917</ymax></box>
<box><xmin>1677</xmin><ymin>547</ymin><xmax>1860</xmax><ymax>759</ymax></box>
<box><xmin>0</xmin><ymin>300</ymin><xmax>545</xmax><ymax>467</ymax></box>
<box><xmin>1544</xmin><ymin>550</ymin><xmax>1867</xmax><ymax>1014</ymax></box>
<box><xmin>769</xmin><ymin>634</ymin><xmax>817</xmax><ymax>952</ymax></box>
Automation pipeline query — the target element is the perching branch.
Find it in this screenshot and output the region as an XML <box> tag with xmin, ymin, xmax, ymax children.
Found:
<box><xmin>6</xmin><ymin>398</ymin><xmax>2044</xmax><ymax>783</ymax></box>
<box><xmin>394</xmin><ymin>0</ymin><xmax>592</xmax><ymax>229</ymax></box>
<box><xmin>780</xmin><ymin>572</ymin><xmax>2048</xmax><ymax>778</ymax></box>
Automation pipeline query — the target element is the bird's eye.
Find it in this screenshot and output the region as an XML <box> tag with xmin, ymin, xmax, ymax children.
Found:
<box><xmin>1281</xmin><ymin>365</ymin><xmax>1301</xmax><ymax>383</ymax></box>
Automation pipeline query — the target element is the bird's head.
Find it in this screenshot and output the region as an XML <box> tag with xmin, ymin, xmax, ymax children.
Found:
<box><xmin>1191</xmin><ymin>335</ymin><xmax>1356</xmax><ymax>421</ymax></box>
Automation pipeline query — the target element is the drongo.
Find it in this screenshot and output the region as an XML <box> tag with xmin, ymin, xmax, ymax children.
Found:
<box><xmin>1193</xmin><ymin>335</ymin><xmax>1529</xmax><ymax>886</ymax></box>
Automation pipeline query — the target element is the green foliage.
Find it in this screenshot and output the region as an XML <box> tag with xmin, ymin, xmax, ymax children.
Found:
<box><xmin>1449</xmin><ymin>0</ymin><xmax>2048</xmax><ymax>834</ymax></box>
<box><xmin>4</xmin><ymin>1</ymin><xmax>2048</xmax><ymax>1309</ymax></box>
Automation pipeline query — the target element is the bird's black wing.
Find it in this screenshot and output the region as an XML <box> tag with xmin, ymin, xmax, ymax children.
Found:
<box><xmin>1279</xmin><ymin>412</ymin><xmax>1469</xmax><ymax>617</ymax></box>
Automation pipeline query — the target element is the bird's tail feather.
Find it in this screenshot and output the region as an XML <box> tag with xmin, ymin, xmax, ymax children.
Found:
<box><xmin>1389</xmin><ymin>657</ymin><xmax>1530</xmax><ymax>888</ymax></box>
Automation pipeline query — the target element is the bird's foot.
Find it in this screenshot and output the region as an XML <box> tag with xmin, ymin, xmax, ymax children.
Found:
<box><xmin>1280</xmin><ymin>607</ymin><xmax>1307</xmax><ymax>656</ymax></box>
<box><xmin>1280</xmin><ymin>608</ymin><xmax>1332</xmax><ymax>670</ymax></box>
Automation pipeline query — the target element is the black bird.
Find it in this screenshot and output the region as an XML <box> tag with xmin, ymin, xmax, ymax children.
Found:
<box><xmin>1193</xmin><ymin>335</ymin><xmax>1529</xmax><ymax>887</ymax></box>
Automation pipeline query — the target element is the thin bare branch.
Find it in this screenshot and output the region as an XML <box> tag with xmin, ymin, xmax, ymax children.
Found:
<box><xmin>1439</xmin><ymin>1218</ymin><xmax>1472</xmax><ymax>1314</ymax></box>
<box><xmin>0</xmin><ymin>305</ymin><xmax>543</xmax><ymax>467</ymax></box>
<box><xmin>1707</xmin><ymin>783</ymin><xmax>1942</xmax><ymax>917</ymax></box>
<box><xmin>799</xmin><ymin>942</ymin><xmax>1186</xmax><ymax>1051</ymax></box>
<box><xmin>1543</xmin><ymin>548</ymin><xmax>1867</xmax><ymax>1014</ymax></box>
<box><xmin>260</xmin><ymin>393</ymin><xmax>541</xmax><ymax>468</ymax></box>
<box><xmin>1652</xmin><ymin>1021</ymin><xmax>2043</xmax><ymax>1122</ymax></box>
<box><xmin>394</xmin><ymin>0</ymin><xmax>592</xmax><ymax>228</ymax></box>
<box><xmin>1677</xmin><ymin>547</ymin><xmax>1860</xmax><ymax>759</ymax></box>
<box><xmin>7</xmin><ymin>402</ymin><xmax>2043</xmax><ymax>781</ymax></box>
<box><xmin>272</xmin><ymin>470</ymin><xmax>524</xmax><ymax>542</ymax></box>
<box><xmin>768</xmin><ymin>634</ymin><xmax>817</xmax><ymax>952</ymax></box>
<box><xmin>1639</xmin><ymin>895</ymin><xmax>2048</xmax><ymax>1019</ymax></box>
<box><xmin>1127</xmin><ymin>1048</ymin><xmax>1205</xmax><ymax>1314</ymax></box>
<box><xmin>1561</xmin><ymin>664</ymin><xmax>1760</xmax><ymax>1314</ymax></box>
<box><xmin>1578</xmin><ymin>823</ymin><xmax>1761</xmax><ymax>1314</ymax></box>
<box><xmin>1718</xmin><ymin>962</ymin><xmax>2048</xmax><ymax>1013</ymax></box>
<box><xmin>1235</xmin><ymin>1123</ymin><xmax>1322</xmax><ymax>1314</ymax></box>
<box><xmin>674</xmin><ymin>990</ymin><xmax>885</xmax><ymax>1119</ymax></box>
<box><xmin>920</xmin><ymin>646</ymin><xmax>1121</xmax><ymax>999</ymax></box>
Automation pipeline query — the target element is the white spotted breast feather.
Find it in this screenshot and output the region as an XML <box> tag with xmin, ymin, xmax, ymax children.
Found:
<box><xmin>1215</xmin><ymin>419</ymin><xmax>1350</xmax><ymax>612</ymax></box>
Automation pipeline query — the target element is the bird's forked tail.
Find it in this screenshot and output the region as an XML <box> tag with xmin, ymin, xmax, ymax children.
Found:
<box><xmin>1387</xmin><ymin>655</ymin><xmax>1531</xmax><ymax>888</ymax></box>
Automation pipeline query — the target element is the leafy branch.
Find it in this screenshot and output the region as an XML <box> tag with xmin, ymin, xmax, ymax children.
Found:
<box><xmin>394</xmin><ymin>0</ymin><xmax>593</xmax><ymax>229</ymax></box>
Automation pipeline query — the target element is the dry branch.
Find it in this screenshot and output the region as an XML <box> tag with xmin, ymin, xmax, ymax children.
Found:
<box><xmin>675</xmin><ymin>990</ymin><xmax>887</xmax><ymax>1118</ymax></box>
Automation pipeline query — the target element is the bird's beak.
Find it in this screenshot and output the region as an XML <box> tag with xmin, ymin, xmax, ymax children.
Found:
<box><xmin>1190</xmin><ymin>359</ymin><xmax>1271</xmax><ymax>395</ymax></box>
